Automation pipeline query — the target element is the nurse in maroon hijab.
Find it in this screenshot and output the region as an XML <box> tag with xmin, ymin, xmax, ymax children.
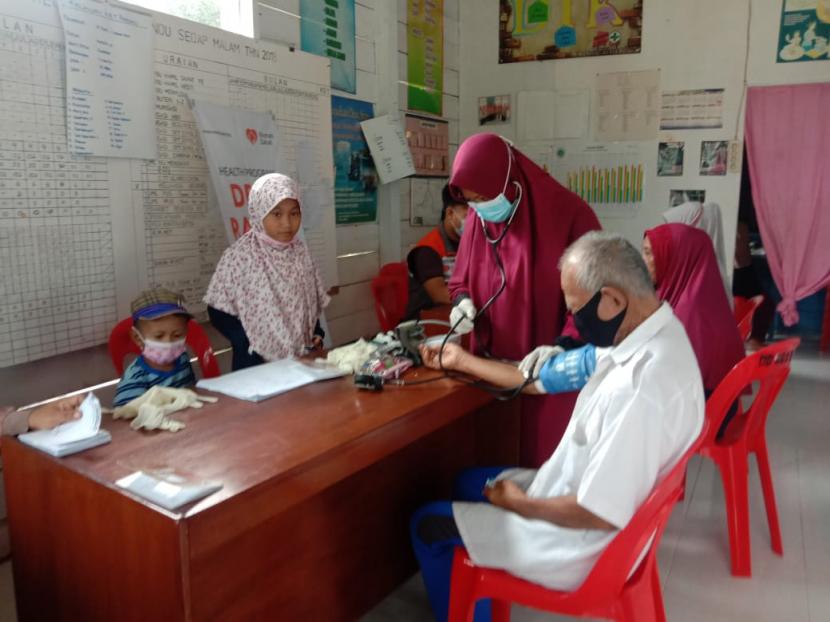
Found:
<box><xmin>447</xmin><ymin>133</ymin><xmax>601</xmax><ymax>467</ymax></box>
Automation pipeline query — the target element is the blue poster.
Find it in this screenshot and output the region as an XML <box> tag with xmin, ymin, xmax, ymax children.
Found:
<box><xmin>300</xmin><ymin>0</ymin><xmax>357</xmax><ymax>93</ymax></box>
<box><xmin>331</xmin><ymin>96</ymin><xmax>377</xmax><ymax>224</ymax></box>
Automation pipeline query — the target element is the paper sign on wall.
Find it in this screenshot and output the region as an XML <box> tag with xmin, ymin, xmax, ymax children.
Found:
<box><xmin>405</xmin><ymin>114</ymin><xmax>449</xmax><ymax>177</ymax></box>
<box><xmin>359</xmin><ymin>116</ymin><xmax>415</xmax><ymax>184</ymax></box>
<box><xmin>595</xmin><ymin>70</ymin><xmax>660</xmax><ymax>142</ymax></box>
<box><xmin>57</xmin><ymin>0</ymin><xmax>157</xmax><ymax>158</ymax></box>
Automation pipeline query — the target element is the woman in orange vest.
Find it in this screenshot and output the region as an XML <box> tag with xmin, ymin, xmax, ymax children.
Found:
<box><xmin>404</xmin><ymin>185</ymin><xmax>469</xmax><ymax>320</ymax></box>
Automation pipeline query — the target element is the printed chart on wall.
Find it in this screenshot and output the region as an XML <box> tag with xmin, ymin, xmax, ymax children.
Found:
<box><xmin>777</xmin><ymin>0</ymin><xmax>830</xmax><ymax>63</ymax></box>
<box><xmin>499</xmin><ymin>0</ymin><xmax>643</xmax><ymax>63</ymax></box>
<box><xmin>0</xmin><ymin>0</ymin><xmax>337</xmax><ymax>368</ymax></box>
<box><xmin>407</xmin><ymin>0</ymin><xmax>443</xmax><ymax>115</ymax></box>
<box><xmin>551</xmin><ymin>144</ymin><xmax>647</xmax><ymax>213</ymax></box>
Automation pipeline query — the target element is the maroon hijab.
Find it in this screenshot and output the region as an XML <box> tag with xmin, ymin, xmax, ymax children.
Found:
<box><xmin>448</xmin><ymin>133</ymin><xmax>600</xmax><ymax>360</ymax></box>
<box><xmin>448</xmin><ymin>133</ymin><xmax>600</xmax><ymax>467</ymax></box>
<box><xmin>645</xmin><ymin>223</ymin><xmax>744</xmax><ymax>392</ymax></box>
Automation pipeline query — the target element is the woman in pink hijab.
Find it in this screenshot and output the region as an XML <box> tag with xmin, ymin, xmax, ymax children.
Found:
<box><xmin>448</xmin><ymin>133</ymin><xmax>601</xmax><ymax>466</ymax></box>
<box><xmin>642</xmin><ymin>223</ymin><xmax>745</xmax><ymax>394</ymax></box>
<box><xmin>205</xmin><ymin>173</ymin><xmax>329</xmax><ymax>370</ymax></box>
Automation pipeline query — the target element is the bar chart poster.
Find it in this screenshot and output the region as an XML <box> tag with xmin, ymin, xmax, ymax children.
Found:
<box><xmin>552</xmin><ymin>145</ymin><xmax>646</xmax><ymax>210</ymax></box>
<box><xmin>300</xmin><ymin>0</ymin><xmax>356</xmax><ymax>93</ymax></box>
<box><xmin>407</xmin><ymin>0</ymin><xmax>444</xmax><ymax>115</ymax></box>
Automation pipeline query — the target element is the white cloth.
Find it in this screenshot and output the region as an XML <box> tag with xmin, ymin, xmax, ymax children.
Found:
<box><xmin>453</xmin><ymin>303</ymin><xmax>704</xmax><ymax>591</ymax></box>
<box><xmin>111</xmin><ymin>386</ymin><xmax>218</xmax><ymax>432</ymax></box>
<box><xmin>663</xmin><ymin>201</ymin><xmax>730</xmax><ymax>301</ymax></box>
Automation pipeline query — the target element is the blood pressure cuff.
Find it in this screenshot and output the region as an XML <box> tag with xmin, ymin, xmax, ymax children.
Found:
<box><xmin>536</xmin><ymin>344</ymin><xmax>597</xmax><ymax>394</ymax></box>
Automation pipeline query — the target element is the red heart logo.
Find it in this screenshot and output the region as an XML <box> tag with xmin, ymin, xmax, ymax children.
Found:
<box><xmin>245</xmin><ymin>128</ymin><xmax>257</xmax><ymax>144</ymax></box>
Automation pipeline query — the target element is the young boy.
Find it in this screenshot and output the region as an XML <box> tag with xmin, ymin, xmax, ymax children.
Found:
<box><xmin>113</xmin><ymin>288</ymin><xmax>196</xmax><ymax>407</ymax></box>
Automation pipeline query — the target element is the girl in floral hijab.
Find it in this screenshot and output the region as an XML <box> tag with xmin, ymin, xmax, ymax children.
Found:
<box><xmin>205</xmin><ymin>173</ymin><xmax>329</xmax><ymax>370</ymax></box>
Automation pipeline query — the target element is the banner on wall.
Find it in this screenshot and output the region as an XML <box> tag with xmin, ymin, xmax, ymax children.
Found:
<box><xmin>331</xmin><ymin>96</ymin><xmax>378</xmax><ymax>224</ymax></box>
<box><xmin>777</xmin><ymin>0</ymin><xmax>830</xmax><ymax>63</ymax></box>
<box><xmin>498</xmin><ymin>0</ymin><xmax>643</xmax><ymax>63</ymax></box>
<box><xmin>300</xmin><ymin>0</ymin><xmax>357</xmax><ymax>93</ymax></box>
<box><xmin>190</xmin><ymin>100</ymin><xmax>283</xmax><ymax>243</ymax></box>
<box><xmin>407</xmin><ymin>0</ymin><xmax>444</xmax><ymax>115</ymax></box>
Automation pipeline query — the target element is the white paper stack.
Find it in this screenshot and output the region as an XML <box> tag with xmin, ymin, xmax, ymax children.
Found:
<box><xmin>18</xmin><ymin>393</ymin><xmax>111</xmax><ymax>457</ymax></box>
<box><xmin>196</xmin><ymin>359</ymin><xmax>346</xmax><ymax>402</ymax></box>
<box><xmin>116</xmin><ymin>470</ymin><xmax>222</xmax><ymax>511</ymax></box>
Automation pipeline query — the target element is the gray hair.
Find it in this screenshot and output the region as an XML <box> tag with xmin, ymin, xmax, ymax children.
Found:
<box><xmin>559</xmin><ymin>231</ymin><xmax>655</xmax><ymax>298</ymax></box>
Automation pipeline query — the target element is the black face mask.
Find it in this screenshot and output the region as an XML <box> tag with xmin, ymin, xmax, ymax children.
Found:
<box><xmin>573</xmin><ymin>290</ymin><xmax>627</xmax><ymax>348</ymax></box>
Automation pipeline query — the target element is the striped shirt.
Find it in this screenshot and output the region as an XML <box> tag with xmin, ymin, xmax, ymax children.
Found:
<box><xmin>113</xmin><ymin>354</ymin><xmax>196</xmax><ymax>407</ymax></box>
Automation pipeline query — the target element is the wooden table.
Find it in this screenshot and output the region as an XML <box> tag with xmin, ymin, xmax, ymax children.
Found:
<box><xmin>2</xmin><ymin>370</ymin><xmax>519</xmax><ymax>621</ymax></box>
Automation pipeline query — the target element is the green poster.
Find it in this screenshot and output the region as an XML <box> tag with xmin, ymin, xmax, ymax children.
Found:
<box><xmin>407</xmin><ymin>0</ymin><xmax>444</xmax><ymax>116</ymax></box>
<box><xmin>777</xmin><ymin>0</ymin><xmax>830</xmax><ymax>63</ymax></box>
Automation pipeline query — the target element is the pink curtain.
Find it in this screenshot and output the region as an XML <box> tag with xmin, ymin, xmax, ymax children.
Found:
<box><xmin>745</xmin><ymin>83</ymin><xmax>830</xmax><ymax>326</ymax></box>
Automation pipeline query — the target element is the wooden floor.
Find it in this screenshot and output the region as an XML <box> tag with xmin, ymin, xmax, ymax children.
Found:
<box><xmin>2</xmin><ymin>341</ymin><xmax>829</xmax><ymax>622</ymax></box>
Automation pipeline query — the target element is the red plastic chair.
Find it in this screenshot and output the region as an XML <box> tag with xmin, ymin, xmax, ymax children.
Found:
<box><xmin>695</xmin><ymin>337</ymin><xmax>799</xmax><ymax>577</ymax></box>
<box><xmin>371</xmin><ymin>262</ymin><xmax>409</xmax><ymax>332</ymax></box>
<box><xmin>108</xmin><ymin>318</ymin><xmax>221</xmax><ymax>379</ymax></box>
<box><xmin>733</xmin><ymin>295</ymin><xmax>764</xmax><ymax>342</ymax></box>
<box><xmin>448</xmin><ymin>427</ymin><xmax>707</xmax><ymax>622</ymax></box>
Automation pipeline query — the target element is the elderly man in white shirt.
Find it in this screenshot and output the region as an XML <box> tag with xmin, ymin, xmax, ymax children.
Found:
<box><xmin>410</xmin><ymin>231</ymin><xmax>705</xmax><ymax>622</ymax></box>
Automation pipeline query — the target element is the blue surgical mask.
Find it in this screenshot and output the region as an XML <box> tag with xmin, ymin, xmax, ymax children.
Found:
<box><xmin>454</xmin><ymin>220</ymin><xmax>465</xmax><ymax>236</ymax></box>
<box><xmin>470</xmin><ymin>194</ymin><xmax>515</xmax><ymax>223</ymax></box>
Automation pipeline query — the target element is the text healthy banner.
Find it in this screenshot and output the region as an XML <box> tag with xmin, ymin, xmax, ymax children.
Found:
<box><xmin>191</xmin><ymin>100</ymin><xmax>282</xmax><ymax>243</ymax></box>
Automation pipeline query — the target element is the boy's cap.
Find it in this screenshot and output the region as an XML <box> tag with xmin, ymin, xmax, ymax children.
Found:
<box><xmin>131</xmin><ymin>288</ymin><xmax>192</xmax><ymax>321</ymax></box>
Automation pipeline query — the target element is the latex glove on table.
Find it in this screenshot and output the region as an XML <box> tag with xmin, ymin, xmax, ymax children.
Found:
<box><xmin>518</xmin><ymin>345</ymin><xmax>564</xmax><ymax>380</ymax></box>
<box><xmin>449</xmin><ymin>298</ymin><xmax>477</xmax><ymax>335</ymax></box>
<box><xmin>111</xmin><ymin>386</ymin><xmax>217</xmax><ymax>432</ymax></box>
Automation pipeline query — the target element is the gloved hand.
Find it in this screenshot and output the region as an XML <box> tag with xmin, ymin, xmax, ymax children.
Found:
<box><xmin>112</xmin><ymin>387</ymin><xmax>218</xmax><ymax>432</ymax></box>
<box><xmin>518</xmin><ymin>345</ymin><xmax>564</xmax><ymax>379</ymax></box>
<box><xmin>450</xmin><ymin>298</ymin><xmax>477</xmax><ymax>335</ymax></box>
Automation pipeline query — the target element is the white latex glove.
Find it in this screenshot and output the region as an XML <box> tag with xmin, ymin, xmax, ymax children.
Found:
<box><xmin>450</xmin><ymin>298</ymin><xmax>477</xmax><ymax>335</ymax></box>
<box><xmin>518</xmin><ymin>345</ymin><xmax>564</xmax><ymax>379</ymax></box>
<box><xmin>112</xmin><ymin>387</ymin><xmax>217</xmax><ymax>432</ymax></box>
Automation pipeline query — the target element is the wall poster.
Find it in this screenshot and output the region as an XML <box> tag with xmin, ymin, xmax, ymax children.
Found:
<box><xmin>657</xmin><ymin>141</ymin><xmax>684</xmax><ymax>177</ymax></box>
<box><xmin>331</xmin><ymin>96</ymin><xmax>377</xmax><ymax>224</ymax></box>
<box><xmin>498</xmin><ymin>0</ymin><xmax>643</xmax><ymax>63</ymax></box>
<box><xmin>407</xmin><ymin>0</ymin><xmax>444</xmax><ymax>115</ymax></box>
<box><xmin>300</xmin><ymin>0</ymin><xmax>357</xmax><ymax>92</ymax></box>
<box><xmin>777</xmin><ymin>0</ymin><xmax>830</xmax><ymax>63</ymax></box>
<box><xmin>405</xmin><ymin>114</ymin><xmax>449</xmax><ymax>177</ymax></box>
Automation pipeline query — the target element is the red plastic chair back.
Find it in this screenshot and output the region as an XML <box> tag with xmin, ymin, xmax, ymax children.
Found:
<box><xmin>696</xmin><ymin>337</ymin><xmax>799</xmax><ymax>576</ymax></box>
<box><xmin>703</xmin><ymin>337</ymin><xmax>799</xmax><ymax>447</ymax></box>
<box><xmin>449</xmin><ymin>425</ymin><xmax>707</xmax><ymax>621</ymax></box>
<box><xmin>733</xmin><ymin>295</ymin><xmax>764</xmax><ymax>342</ymax></box>
<box><xmin>371</xmin><ymin>262</ymin><xmax>409</xmax><ymax>332</ymax></box>
<box><xmin>108</xmin><ymin>317</ymin><xmax>221</xmax><ymax>379</ymax></box>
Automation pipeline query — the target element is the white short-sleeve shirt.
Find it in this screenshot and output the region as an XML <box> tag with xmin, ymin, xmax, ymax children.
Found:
<box><xmin>453</xmin><ymin>303</ymin><xmax>704</xmax><ymax>591</ymax></box>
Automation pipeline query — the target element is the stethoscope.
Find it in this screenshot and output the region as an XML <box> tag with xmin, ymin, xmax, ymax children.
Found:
<box><xmin>436</xmin><ymin>140</ymin><xmax>534</xmax><ymax>399</ymax></box>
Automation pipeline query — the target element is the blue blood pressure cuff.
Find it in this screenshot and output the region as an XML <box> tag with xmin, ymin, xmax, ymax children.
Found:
<box><xmin>536</xmin><ymin>345</ymin><xmax>597</xmax><ymax>394</ymax></box>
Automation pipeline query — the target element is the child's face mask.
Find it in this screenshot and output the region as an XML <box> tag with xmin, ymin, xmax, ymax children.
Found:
<box><xmin>133</xmin><ymin>328</ymin><xmax>186</xmax><ymax>366</ymax></box>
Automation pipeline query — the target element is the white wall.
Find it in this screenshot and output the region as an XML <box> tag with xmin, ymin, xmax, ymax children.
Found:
<box><xmin>257</xmin><ymin>0</ymin><xmax>460</xmax><ymax>345</ymax></box>
<box><xmin>458</xmin><ymin>0</ymin><xmax>829</xmax><ymax>268</ymax></box>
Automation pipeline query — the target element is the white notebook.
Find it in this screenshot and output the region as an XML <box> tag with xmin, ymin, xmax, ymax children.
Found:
<box><xmin>196</xmin><ymin>359</ymin><xmax>347</xmax><ymax>402</ymax></box>
<box><xmin>116</xmin><ymin>470</ymin><xmax>222</xmax><ymax>511</ymax></box>
<box><xmin>19</xmin><ymin>393</ymin><xmax>112</xmax><ymax>457</ymax></box>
